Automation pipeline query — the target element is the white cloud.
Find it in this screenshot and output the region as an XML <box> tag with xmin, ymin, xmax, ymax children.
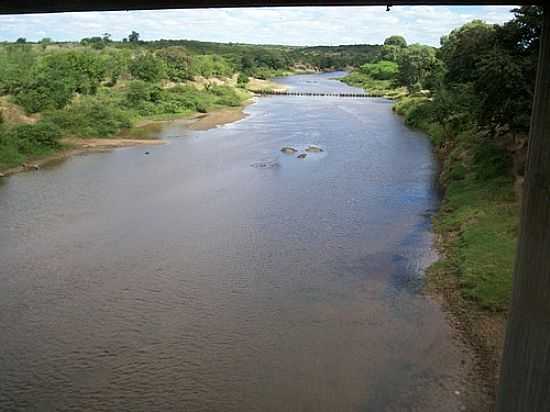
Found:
<box><xmin>0</xmin><ymin>6</ymin><xmax>515</xmax><ymax>46</ymax></box>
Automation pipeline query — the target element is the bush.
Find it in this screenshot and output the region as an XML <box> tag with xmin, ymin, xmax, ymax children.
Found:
<box><xmin>207</xmin><ymin>85</ymin><xmax>242</xmax><ymax>107</ymax></box>
<box><xmin>126</xmin><ymin>80</ymin><xmax>161</xmax><ymax>105</ymax></box>
<box><xmin>472</xmin><ymin>142</ymin><xmax>511</xmax><ymax>181</ymax></box>
<box><xmin>3</xmin><ymin>122</ymin><xmax>61</xmax><ymax>153</ymax></box>
<box><xmin>14</xmin><ymin>81</ymin><xmax>74</xmax><ymax>113</ymax></box>
<box><xmin>129</xmin><ymin>54</ymin><xmax>166</xmax><ymax>82</ymax></box>
<box><xmin>359</xmin><ymin>60</ymin><xmax>398</xmax><ymax>80</ymax></box>
<box><xmin>44</xmin><ymin>97</ymin><xmax>132</xmax><ymax>137</ymax></box>
<box><xmin>237</xmin><ymin>72</ymin><xmax>249</xmax><ymax>87</ymax></box>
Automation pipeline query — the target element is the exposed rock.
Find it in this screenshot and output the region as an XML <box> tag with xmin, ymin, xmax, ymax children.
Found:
<box><xmin>297</xmin><ymin>153</ymin><xmax>307</xmax><ymax>159</ymax></box>
<box><xmin>0</xmin><ymin>172</ymin><xmax>5</xmax><ymax>178</ymax></box>
<box><xmin>144</xmin><ymin>151</ymin><xmax>150</xmax><ymax>155</ymax></box>
<box><xmin>280</xmin><ymin>146</ymin><xmax>298</xmax><ymax>154</ymax></box>
<box><xmin>305</xmin><ymin>144</ymin><xmax>323</xmax><ymax>153</ymax></box>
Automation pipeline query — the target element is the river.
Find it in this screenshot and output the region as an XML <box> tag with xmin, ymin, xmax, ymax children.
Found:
<box><xmin>0</xmin><ymin>72</ymin><xmax>472</xmax><ymax>411</ymax></box>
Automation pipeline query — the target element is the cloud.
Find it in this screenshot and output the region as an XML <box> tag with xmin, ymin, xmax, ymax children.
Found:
<box><xmin>0</xmin><ymin>6</ymin><xmax>515</xmax><ymax>46</ymax></box>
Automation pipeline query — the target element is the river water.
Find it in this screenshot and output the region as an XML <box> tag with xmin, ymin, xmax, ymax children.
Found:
<box><xmin>0</xmin><ymin>72</ymin><xmax>471</xmax><ymax>411</ymax></box>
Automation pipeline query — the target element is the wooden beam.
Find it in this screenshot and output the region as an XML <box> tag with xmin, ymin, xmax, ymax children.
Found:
<box><xmin>496</xmin><ymin>6</ymin><xmax>550</xmax><ymax>412</ymax></box>
<box><xmin>0</xmin><ymin>0</ymin><xmax>540</xmax><ymax>15</ymax></box>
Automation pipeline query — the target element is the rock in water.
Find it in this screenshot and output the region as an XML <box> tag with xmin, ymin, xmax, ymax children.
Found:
<box><xmin>251</xmin><ymin>159</ymin><xmax>279</xmax><ymax>169</ymax></box>
<box><xmin>281</xmin><ymin>146</ymin><xmax>298</xmax><ymax>154</ymax></box>
<box><xmin>297</xmin><ymin>153</ymin><xmax>307</xmax><ymax>159</ymax></box>
<box><xmin>305</xmin><ymin>144</ymin><xmax>323</xmax><ymax>153</ymax></box>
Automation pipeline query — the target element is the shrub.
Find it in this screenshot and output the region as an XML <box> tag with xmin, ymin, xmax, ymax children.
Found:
<box><xmin>359</xmin><ymin>60</ymin><xmax>398</xmax><ymax>81</ymax></box>
<box><xmin>129</xmin><ymin>54</ymin><xmax>166</xmax><ymax>82</ymax></box>
<box><xmin>207</xmin><ymin>85</ymin><xmax>242</xmax><ymax>107</ymax></box>
<box><xmin>44</xmin><ymin>97</ymin><xmax>132</xmax><ymax>137</ymax></box>
<box><xmin>1</xmin><ymin>121</ymin><xmax>61</xmax><ymax>155</ymax></box>
<box><xmin>472</xmin><ymin>142</ymin><xmax>511</xmax><ymax>181</ymax></box>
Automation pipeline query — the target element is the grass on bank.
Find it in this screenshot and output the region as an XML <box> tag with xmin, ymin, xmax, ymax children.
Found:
<box><xmin>340</xmin><ymin>69</ymin><xmax>407</xmax><ymax>99</ymax></box>
<box><xmin>394</xmin><ymin>95</ymin><xmax>519</xmax><ymax>312</ymax></box>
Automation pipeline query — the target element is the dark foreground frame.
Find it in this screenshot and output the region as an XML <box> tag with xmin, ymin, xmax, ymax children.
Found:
<box><xmin>0</xmin><ymin>0</ymin><xmax>541</xmax><ymax>14</ymax></box>
<box><xmin>0</xmin><ymin>1</ymin><xmax>548</xmax><ymax>411</ymax></box>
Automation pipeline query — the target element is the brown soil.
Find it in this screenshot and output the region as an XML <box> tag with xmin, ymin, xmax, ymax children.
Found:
<box><xmin>246</xmin><ymin>78</ymin><xmax>288</xmax><ymax>93</ymax></box>
<box><xmin>0</xmin><ymin>97</ymin><xmax>40</xmax><ymax>125</ymax></box>
<box><xmin>187</xmin><ymin>106</ymin><xmax>249</xmax><ymax>130</ymax></box>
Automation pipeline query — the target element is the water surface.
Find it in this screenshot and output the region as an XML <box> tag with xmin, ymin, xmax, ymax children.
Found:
<box><xmin>0</xmin><ymin>72</ymin><xmax>468</xmax><ymax>411</ymax></box>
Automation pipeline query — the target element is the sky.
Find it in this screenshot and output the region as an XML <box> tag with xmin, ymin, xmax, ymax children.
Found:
<box><xmin>0</xmin><ymin>6</ymin><xmax>517</xmax><ymax>47</ymax></box>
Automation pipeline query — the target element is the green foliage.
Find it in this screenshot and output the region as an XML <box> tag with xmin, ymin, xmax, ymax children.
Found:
<box><xmin>359</xmin><ymin>60</ymin><xmax>398</xmax><ymax>80</ymax></box>
<box><xmin>341</xmin><ymin>71</ymin><xmax>405</xmax><ymax>98</ymax></box>
<box><xmin>207</xmin><ymin>85</ymin><xmax>242</xmax><ymax>107</ymax></box>
<box><xmin>2</xmin><ymin>121</ymin><xmax>61</xmax><ymax>152</ymax></box>
<box><xmin>0</xmin><ymin>121</ymin><xmax>61</xmax><ymax>168</ymax></box>
<box><xmin>44</xmin><ymin>97</ymin><xmax>132</xmax><ymax>137</ymax></box>
<box><xmin>396</xmin><ymin>44</ymin><xmax>440</xmax><ymax>91</ymax></box>
<box><xmin>126</xmin><ymin>80</ymin><xmax>161</xmax><ymax>105</ymax></box>
<box><xmin>129</xmin><ymin>53</ymin><xmax>166</xmax><ymax>82</ymax></box>
<box><xmin>433</xmin><ymin>176</ymin><xmax>518</xmax><ymax>311</ymax></box>
<box><xmin>156</xmin><ymin>47</ymin><xmax>193</xmax><ymax>81</ymax></box>
<box><xmin>0</xmin><ymin>45</ymin><xmax>36</xmax><ymax>95</ymax></box>
<box><xmin>80</xmin><ymin>33</ymin><xmax>112</xmax><ymax>50</ymax></box>
<box><xmin>237</xmin><ymin>72</ymin><xmax>249</xmax><ymax>87</ymax></box>
<box><xmin>440</xmin><ymin>20</ymin><xmax>497</xmax><ymax>85</ymax></box>
<box><xmin>191</xmin><ymin>55</ymin><xmax>234</xmax><ymax>78</ymax></box>
<box><xmin>439</xmin><ymin>7</ymin><xmax>542</xmax><ymax>132</ymax></box>
<box><xmin>14</xmin><ymin>50</ymin><xmax>107</xmax><ymax>113</ymax></box>
<box><xmin>128</xmin><ymin>31</ymin><xmax>140</xmax><ymax>43</ymax></box>
<box><xmin>472</xmin><ymin>141</ymin><xmax>511</xmax><ymax>181</ymax></box>
<box><xmin>384</xmin><ymin>35</ymin><xmax>407</xmax><ymax>48</ymax></box>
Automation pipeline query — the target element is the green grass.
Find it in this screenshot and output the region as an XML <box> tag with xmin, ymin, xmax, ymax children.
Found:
<box><xmin>340</xmin><ymin>71</ymin><xmax>407</xmax><ymax>98</ymax></box>
<box><xmin>434</xmin><ymin>177</ymin><xmax>518</xmax><ymax>311</ymax></box>
<box><xmin>394</xmin><ymin>95</ymin><xmax>519</xmax><ymax>312</ymax></box>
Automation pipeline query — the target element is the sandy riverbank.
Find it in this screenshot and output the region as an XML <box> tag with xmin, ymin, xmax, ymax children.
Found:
<box><xmin>0</xmin><ymin>102</ymin><xmax>253</xmax><ymax>178</ymax></box>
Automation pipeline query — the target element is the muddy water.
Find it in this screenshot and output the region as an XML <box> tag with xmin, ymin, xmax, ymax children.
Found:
<box><xmin>0</xmin><ymin>72</ymin><xmax>470</xmax><ymax>411</ymax></box>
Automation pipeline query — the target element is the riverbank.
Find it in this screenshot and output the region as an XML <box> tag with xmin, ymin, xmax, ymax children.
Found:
<box><xmin>390</xmin><ymin>95</ymin><xmax>520</xmax><ymax>410</ymax></box>
<box><xmin>0</xmin><ymin>102</ymin><xmax>253</xmax><ymax>177</ymax></box>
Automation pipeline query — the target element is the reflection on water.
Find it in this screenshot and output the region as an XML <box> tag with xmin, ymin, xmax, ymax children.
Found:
<box><xmin>0</xmin><ymin>72</ymin><xmax>469</xmax><ymax>411</ymax></box>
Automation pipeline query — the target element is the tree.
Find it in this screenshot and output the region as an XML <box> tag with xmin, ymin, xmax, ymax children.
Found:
<box><xmin>128</xmin><ymin>31</ymin><xmax>140</xmax><ymax>43</ymax></box>
<box><xmin>384</xmin><ymin>35</ymin><xmax>407</xmax><ymax>48</ymax></box>
<box><xmin>156</xmin><ymin>47</ymin><xmax>193</xmax><ymax>81</ymax></box>
<box><xmin>14</xmin><ymin>50</ymin><xmax>106</xmax><ymax>113</ymax></box>
<box><xmin>129</xmin><ymin>53</ymin><xmax>166</xmax><ymax>82</ymax></box>
<box><xmin>440</xmin><ymin>20</ymin><xmax>496</xmax><ymax>85</ymax></box>
<box><xmin>396</xmin><ymin>44</ymin><xmax>440</xmax><ymax>91</ymax></box>
<box><xmin>15</xmin><ymin>38</ymin><xmax>26</xmax><ymax>44</ymax></box>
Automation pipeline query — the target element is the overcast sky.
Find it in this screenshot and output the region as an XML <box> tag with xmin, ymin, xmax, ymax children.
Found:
<box><xmin>0</xmin><ymin>6</ymin><xmax>516</xmax><ymax>47</ymax></box>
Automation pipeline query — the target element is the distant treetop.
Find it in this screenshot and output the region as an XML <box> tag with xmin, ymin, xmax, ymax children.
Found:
<box><xmin>383</xmin><ymin>35</ymin><xmax>407</xmax><ymax>48</ymax></box>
